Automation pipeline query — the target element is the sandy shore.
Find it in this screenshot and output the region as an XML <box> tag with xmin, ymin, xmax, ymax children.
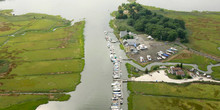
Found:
<box><xmin>131</xmin><ymin>70</ymin><xmax>220</xmax><ymax>84</ymax></box>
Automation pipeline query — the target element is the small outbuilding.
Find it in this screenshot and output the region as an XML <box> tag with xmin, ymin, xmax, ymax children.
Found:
<box><xmin>123</xmin><ymin>39</ymin><xmax>139</xmax><ymax>47</ymax></box>
<box><xmin>147</xmin><ymin>35</ymin><xmax>154</xmax><ymax>40</ymax></box>
<box><xmin>120</xmin><ymin>31</ymin><xmax>128</xmax><ymax>38</ymax></box>
<box><xmin>170</xmin><ymin>67</ymin><xmax>185</xmax><ymax>76</ymax></box>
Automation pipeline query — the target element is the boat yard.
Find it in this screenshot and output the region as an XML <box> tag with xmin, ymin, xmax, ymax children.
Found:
<box><xmin>121</xmin><ymin>34</ymin><xmax>182</xmax><ymax>64</ymax></box>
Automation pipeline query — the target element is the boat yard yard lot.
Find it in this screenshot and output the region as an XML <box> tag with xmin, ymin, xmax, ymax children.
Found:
<box><xmin>125</xmin><ymin>34</ymin><xmax>181</xmax><ymax>64</ymax></box>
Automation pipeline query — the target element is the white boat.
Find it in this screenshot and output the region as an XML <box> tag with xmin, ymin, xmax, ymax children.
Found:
<box><xmin>166</xmin><ymin>52</ymin><xmax>171</xmax><ymax>55</ymax></box>
<box><xmin>161</xmin><ymin>56</ymin><xmax>166</xmax><ymax>59</ymax></box>
<box><xmin>157</xmin><ymin>57</ymin><xmax>162</xmax><ymax>60</ymax></box>
<box><xmin>111</xmin><ymin>40</ymin><xmax>117</xmax><ymax>43</ymax></box>
<box><xmin>140</xmin><ymin>56</ymin><xmax>145</xmax><ymax>62</ymax></box>
<box><xmin>166</xmin><ymin>49</ymin><xmax>174</xmax><ymax>54</ymax></box>
<box><xmin>107</xmin><ymin>43</ymin><xmax>111</xmax><ymax>48</ymax></box>
<box><xmin>104</xmin><ymin>31</ymin><xmax>107</xmax><ymax>35</ymax></box>
<box><xmin>147</xmin><ymin>55</ymin><xmax>152</xmax><ymax>61</ymax></box>
<box><xmin>112</xmin><ymin>96</ymin><xmax>119</xmax><ymax>100</ymax></box>
<box><xmin>111</xmin><ymin>104</ymin><xmax>120</xmax><ymax>110</ymax></box>
<box><xmin>111</xmin><ymin>81</ymin><xmax>120</xmax><ymax>86</ymax></box>
<box><xmin>113</xmin><ymin>88</ymin><xmax>121</xmax><ymax>92</ymax></box>
<box><xmin>170</xmin><ymin>47</ymin><xmax>177</xmax><ymax>51</ymax></box>
<box><xmin>110</xmin><ymin>54</ymin><xmax>114</xmax><ymax>59</ymax></box>
<box><xmin>113</xmin><ymin>91</ymin><xmax>121</xmax><ymax>95</ymax></box>
<box><xmin>113</xmin><ymin>74</ymin><xmax>120</xmax><ymax>79</ymax></box>
<box><xmin>114</xmin><ymin>93</ymin><xmax>122</xmax><ymax>97</ymax></box>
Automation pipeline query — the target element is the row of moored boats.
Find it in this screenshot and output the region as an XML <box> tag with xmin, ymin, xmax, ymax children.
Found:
<box><xmin>105</xmin><ymin>31</ymin><xmax>123</xmax><ymax>110</ymax></box>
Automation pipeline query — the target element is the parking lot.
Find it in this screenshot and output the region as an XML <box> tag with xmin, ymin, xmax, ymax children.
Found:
<box><xmin>125</xmin><ymin>34</ymin><xmax>181</xmax><ymax>63</ymax></box>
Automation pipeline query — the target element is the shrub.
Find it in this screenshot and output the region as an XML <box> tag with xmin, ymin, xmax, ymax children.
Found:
<box><xmin>145</xmin><ymin>68</ymin><xmax>148</xmax><ymax>74</ymax></box>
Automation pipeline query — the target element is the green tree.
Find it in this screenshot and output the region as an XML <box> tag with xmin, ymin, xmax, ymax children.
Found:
<box><xmin>127</xmin><ymin>18</ymin><xmax>135</xmax><ymax>26</ymax></box>
<box><xmin>116</xmin><ymin>2</ymin><xmax>187</xmax><ymax>42</ymax></box>
<box><xmin>176</xmin><ymin>75</ymin><xmax>182</xmax><ymax>79</ymax></box>
<box><xmin>180</xmin><ymin>63</ymin><xmax>183</xmax><ymax>68</ymax></box>
<box><xmin>177</xmin><ymin>28</ymin><xmax>186</xmax><ymax>39</ymax></box>
<box><xmin>145</xmin><ymin>68</ymin><xmax>148</xmax><ymax>74</ymax></box>
<box><xmin>167</xmin><ymin>30</ymin><xmax>177</xmax><ymax>41</ymax></box>
<box><xmin>134</xmin><ymin>18</ymin><xmax>145</xmax><ymax>31</ymax></box>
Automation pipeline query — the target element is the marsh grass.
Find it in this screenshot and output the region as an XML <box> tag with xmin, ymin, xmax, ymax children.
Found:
<box><xmin>0</xmin><ymin>11</ymin><xmax>85</xmax><ymax>109</ymax></box>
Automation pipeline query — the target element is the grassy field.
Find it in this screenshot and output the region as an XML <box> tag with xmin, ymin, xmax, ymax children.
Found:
<box><xmin>17</xmin><ymin>48</ymin><xmax>83</xmax><ymax>61</ymax></box>
<box><xmin>10</xmin><ymin>60</ymin><xmax>84</xmax><ymax>76</ymax></box>
<box><xmin>128</xmin><ymin>82</ymin><xmax>220</xmax><ymax>110</ymax></box>
<box><xmin>0</xmin><ymin>37</ymin><xmax>8</xmax><ymax>45</ymax></box>
<box><xmin>0</xmin><ymin>94</ymin><xmax>70</xmax><ymax>110</ymax></box>
<box><xmin>130</xmin><ymin>95</ymin><xmax>220</xmax><ymax>110</ymax></box>
<box><xmin>0</xmin><ymin>95</ymin><xmax>49</xmax><ymax>110</ymax></box>
<box><xmin>0</xmin><ymin>10</ymin><xmax>85</xmax><ymax>109</ymax></box>
<box><xmin>0</xmin><ymin>10</ymin><xmax>70</xmax><ymax>37</ymax></box>
<box><xmin>0</xmin><ymin>73</ymin><xmax>81</xmax><ymax>92</ymax></box>
<box><xmin>212</xmin><ymin>66</ymin><xmax>220</xmax><ymax>80</ymax></box>
<box><xmin>0</xmin><ymin>60</ymin><xmax>9</xmax><ymax>74</ymax></box>
<box><xmin>128</xmin><ymin>82</ymin><xmax>220</xmax><ymax>100</ymax></box>
<box><xmin>168</xmin><ymin>50</ymin><xmax>217</xmax><ymax>71</ymax></box>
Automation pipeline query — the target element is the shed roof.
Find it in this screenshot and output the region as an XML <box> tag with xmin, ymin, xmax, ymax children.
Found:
<box><xmin>176</xmin><ymin>71</ymin><xmax>185</xmax><ymax>76</ymax></box>
<box><xmin>172</xmin><ymin>67</ymin><xmax>182</xmax><ymax>71</ymax></box>
<box><xmin>120</xmin><ymin>31</ymin><xmax>128</xmax><ymax>38</ymax></box>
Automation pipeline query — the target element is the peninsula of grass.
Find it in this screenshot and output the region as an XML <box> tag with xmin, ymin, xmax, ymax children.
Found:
<box><xmin>0</xmin><ymin>10</ymin><xmax>70</xmax><ymax>37</ymax></box>
<box><xmin>128</xmin><ymin>82</ymin><xmax>220</xmax><ymax>110</ymax></box>
<box><xmin>0</xmin><ymin>94</ymin><xmax>70</xmax><ymax>110</ymax></box>
<box><xmin>0</xmin><ymin>95</ymin><xmax>49</xmax><ymax>110</ymax></box>
<box><xmin>0</xmin><ymin>10</ymin><xmax>85</xmax><ymax>109</ymax></box>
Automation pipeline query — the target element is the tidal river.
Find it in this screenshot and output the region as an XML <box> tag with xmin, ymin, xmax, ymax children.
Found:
<box><xmin>0</xmin><ymin>0</ymin><xmax>220</xmax><ymax>110</ymax></box>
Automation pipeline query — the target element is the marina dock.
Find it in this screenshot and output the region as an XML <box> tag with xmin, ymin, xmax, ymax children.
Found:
<box><xmin>105</xmin><ymin>31</ymin><xmax>123</xmax><ymax>110</ymax></box>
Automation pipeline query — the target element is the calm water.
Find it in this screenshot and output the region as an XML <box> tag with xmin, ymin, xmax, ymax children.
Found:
<box><xmin>0</xmin><ymin>0</ymin><xmax>219</xmax><ymax>110</ymax></box>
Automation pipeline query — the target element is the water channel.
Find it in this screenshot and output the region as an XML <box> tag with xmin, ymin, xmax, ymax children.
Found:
<box><xmin>0</xmin><ymin>0</ymin><xmax>220</xmax><ymax>110</ymax></box>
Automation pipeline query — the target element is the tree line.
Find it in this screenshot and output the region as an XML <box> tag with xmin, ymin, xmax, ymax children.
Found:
<box><xmin>116</xmin><ymin>2</ymin><xmax>188</xmax><ymax>42</ymax></box>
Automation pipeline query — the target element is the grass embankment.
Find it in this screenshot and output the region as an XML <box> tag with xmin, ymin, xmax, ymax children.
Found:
<box><xmin>128</xmin><ymin>82</ymin><xmax>220</xmax><ymax>110</ymax></box>
<box><xmin>168</xmin><ymin>50</ymin><xmax>217</xmax><ymax>71</ymax></box>
<box><xmin>125</xmin><ymin>63</ymin><xmax>145</xmax><ymax>78</ymax></box>
<box><xmin>0</xmin><ymin>10</ymin><xmax>85</xmax><ymax>109</ymax></box>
